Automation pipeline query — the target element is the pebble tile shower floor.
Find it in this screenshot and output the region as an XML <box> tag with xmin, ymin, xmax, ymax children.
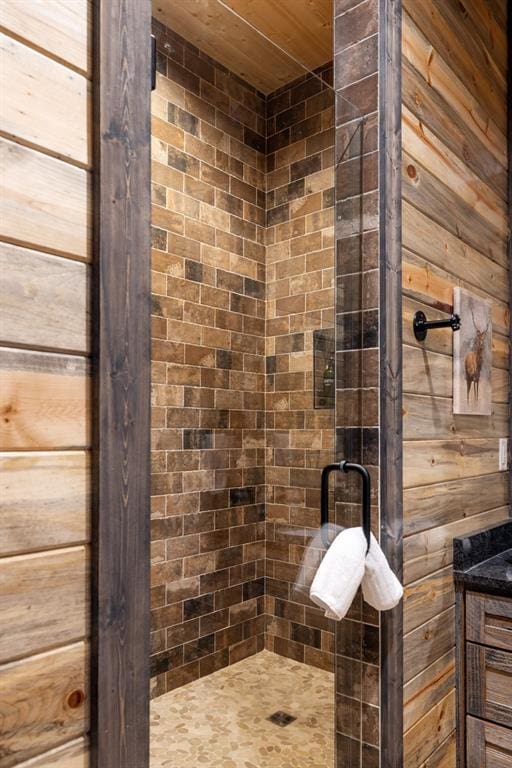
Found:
<box><xmin>150</xmin><ymin>650</ymin><xmax>334</xmax><ymax>767</ymax></box>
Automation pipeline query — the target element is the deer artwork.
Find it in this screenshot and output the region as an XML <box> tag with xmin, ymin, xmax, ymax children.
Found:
<box><xmin>464</xmin><ymin>305</ymin><xmax>490</xmax><ymax>405</ymax></box>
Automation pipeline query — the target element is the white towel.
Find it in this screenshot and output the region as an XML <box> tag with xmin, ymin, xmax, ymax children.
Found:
<box><xmin>309</xmin><ymin>526</ymin><xmax>367</xmax><ymax>620</ymax></box>
<box><xmin>362</xmin><ymin>532</ymin><xmax>403</xmax><ymax>611</ymax></box>
<box><xmin>292</xmin><ymin>523</ymin><xmax>342</xmax><ymax>601</ymax></box>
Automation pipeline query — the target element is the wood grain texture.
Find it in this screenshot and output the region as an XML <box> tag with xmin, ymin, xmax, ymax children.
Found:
<box><xmin>403</xmin><ymin>106</ymin><xmax>506</xmax><ymax>235</ymax></box>
<box><xmin>404</xmin><ymin>472</ymin><xmax>509</xmax><ymax>535</ymax></box>
<box><xmin>0</xmin><ymin>348</ymin><xmax>89</xmax><ymax>450</ymax></box>
<box><xmin>404</xmin><ymin>1</ymin><xmax>506</xmax><ymax>133</ymax></box>
<box><xmin>402</xmin><ymin>202</ymin><xmax>509</xmax><ymax>303</ymax></box>
<box><xmin>404</xmin><ymin>506</ymin><xmax>509</xmax><ymax>584</ymax></box>
<box><xmin>465</xmin><ymin>0</ymin><xmax>508</xmax><ymax>75</ymax></box>
<box><xmin>403</xmin><ymin>394</ymin><xmax>508</xmax><ymax>441</ymax></box>
<box><xmin>404</xmin><ymin>606</ymin><xmax>455</xmax><ymax>683</ymax></box>
<box><xmin>0</xmin><ymin>451</ymin><xmax>89</xmax><ymax>556</ymax></box>
<box><xmin>404</xmin><ymin>566</ymin><xmax>454</xmax><ymax>633</ymax></box>
<box><xmin>0</xmin><ymin>1</ymin><xmax>92</xmax><ymax>764</ymax></box>
<box><xmin>442</xmin><ymin>0</ymin><xmax>507</xmax><ymax>79</ymax></box>
<box><xmin>404</xmin><ymin>690</ymin><xmax>456</xmax><ymax>767</ymax></box>
<box><xmin>0</xmin><ymin>33</ymin><xmax>90</xmax><ymax>166</ymax></box>
<box><xmin>466</xmin><ymin>715</ymin><xmax>512</xmax><ymax>768</ymax></box>
<box><xmin>402</xmin><ymin>150</ymin><xmax>506</xmax><ymax>268</ymax></box>
<box><xmin>16</xmin><ymin>738</ymin><xmax>88</xmax><ymax>768</ymax></box>
<box><xmin>153</xmin><ymin>0</ymin><xmax>332</xmax><ymax>93</ymax></box>
<box><xmin>418</xmin><ymin>733</ymin><xmax>456</xmax><ymax>768</ymax></box>
<box><xmin>402</xmin><ymin>56</ymin><xmax>507</xmax><ymax>200</ymax></box>
<box><xmin>466</xmin><ymin>592</ymin><xmax>512</xmax><ymax>652</ymax></box>
<box><xmin>0</xmin><ymin>546</ymin><xmax>88</xmax><ymax>663</ymax></box>
<box><xmin>402</xmin><ymin>10</ymin><xmax>506</xmax><ymax>168</ymax></box>
<box><xmin>404</xmin><ymin>649</ymin><xmax>455</xmax><ymax>732</ymax></box>
<box><xmin>455</xmin><ymin>585</ymin><xmax>466</xmax><ymax>768</ymax></box>
<box><xmin>223</xmin><ymin>0</ymin><xmax>332</xmax><ymax>71</ymax></box>
<box><xmin>91</xmin><ymin>1</ymin><xmax>151</xmax><ymax>766</ymax></box>
<box><xmin>402</xmin><ymin>0</ymin><xmax>509</xmax><ymax>761</ymax></box>
<box><xmin>404</xmin><ymin>439</ymin><xmax>501</xmax><ymax>488</ymax></box>
<box><xmin>0</xmin><ymin>643</ymin><xmax>88</xmax><ymax>766</ymax></box>
<box><xmin>0</xmin><ymin>243</ymin><xmax>89</xmax><ymax>353</ymax></box>
<box><xmin>466</xmin><ymin>642</ymin><xmax>512</xmax><ymax>728</ymax></box>
<box><xmin>0</xmin><ymin>138</ymin><xmax>91</xmax><ymax>261</ymax></box>
<box><xmin>0</xmin><ymin>0</ymin><xmax>91</xmax><ymax>75</ymax></box>
<box><xmin>379</xmin><ymin>1</ymin><xmax>404</xmax><ymax>766</ymax></box>
<box><xmin>403</xmin><ymin>346</ymin><xmax>508</xmax><ymax>403</ymax></box>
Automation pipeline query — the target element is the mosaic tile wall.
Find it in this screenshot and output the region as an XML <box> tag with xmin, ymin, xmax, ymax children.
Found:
<box><xmin>150</xmin><ymin>19</ymin><xmax>267</xmax><ymax>697</ymax></box>
<box><xmin>333</xmin><ymin>0</ymin><xmax>381</xmax><ymax>766</ymax></box>
<box><xmin>264</xmin><ymin>67</ymin><xmax>337</xmax><ymax>672</ymax></box>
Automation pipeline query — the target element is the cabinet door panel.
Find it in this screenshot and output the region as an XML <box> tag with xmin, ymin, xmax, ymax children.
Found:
<box><xmin>467</xmin><ymin>642</ymin><xmax>512</xmax><ymax>728</ymax></box>
<box><xmin>467</xmin><ymin>716</ymin><xmax>512</xmax><ymax>768</ymax></box>
<box><xmin>466</xmin><ymin>592</ymin><xmax>512</xmax><ymax>651</ymax></box>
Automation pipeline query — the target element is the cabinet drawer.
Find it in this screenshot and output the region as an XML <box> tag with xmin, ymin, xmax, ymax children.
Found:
<box><xmin>467</xmin><ymin>716</ymin><xmax>512</xmax><ymax>768</ymax></box>
<box><xmin>466</xmin><ymin>592</ymin><xmax>512</xmax><ymax>651</ymax></box>
<box><xmin>467</xmin><ymin>642</ymin><xmax>512</xmax><ymax>728</ymax></box>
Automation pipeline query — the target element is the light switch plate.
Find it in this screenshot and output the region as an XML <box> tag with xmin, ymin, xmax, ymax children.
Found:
<box><xmin>499</xmin><ymin>438</ymin><xmax>508</xmax><ymax>471</ymax></box>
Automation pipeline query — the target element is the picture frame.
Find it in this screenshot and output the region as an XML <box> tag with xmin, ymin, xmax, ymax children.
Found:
<box><xmin>453</xmin><ymin>287</ymin><xmax>492</xmax><ymax>415</ymax></box>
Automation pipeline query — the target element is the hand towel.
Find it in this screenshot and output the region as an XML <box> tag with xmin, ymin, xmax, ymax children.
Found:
<box><xmin>292</xmin><ymin>523</ymin><xmax>342</xmax><ymax>601</ymax></box>
<box><xmin>362</xmin><ymin>533</ymin><xmax>403</xmax><ymax>611</ymax></box>
<box><xmin>309</xmin><ymin>526</ymin><xmax>367</xmax><ymax>620</ymax></box>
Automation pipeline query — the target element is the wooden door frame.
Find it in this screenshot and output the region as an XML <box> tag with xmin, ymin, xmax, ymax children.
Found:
<box><xmin>91</xmin><ymin>2</ymin><xmax>152</xmax><ymax>767</ymax></box>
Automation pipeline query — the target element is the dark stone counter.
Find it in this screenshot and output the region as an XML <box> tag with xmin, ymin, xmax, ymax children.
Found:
<box><xmin>453</xmin><ymin>519</ymin><xmax>512</xmax><ymax>597</ymax></box>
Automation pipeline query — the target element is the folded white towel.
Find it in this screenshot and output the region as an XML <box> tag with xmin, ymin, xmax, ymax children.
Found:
<box><xmin>309</xmin><ymin>526</ymin><xmax>367</xmax><ymax>620</ymax></box>
<box><xmin>292</xmin><ymin>523</ymin><xmax>342</xmax><ymax>601</ymax></box>
<box><xmin>362</xmin><ymin>532</ymin><xmax>403</xmax><ymax>611</ymax></box>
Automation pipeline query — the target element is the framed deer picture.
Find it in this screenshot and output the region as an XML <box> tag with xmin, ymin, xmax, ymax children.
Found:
<box><xmin>453</xmin><ymin>288</ymin><xmax>492</xmax><ymax>415</ymax></box>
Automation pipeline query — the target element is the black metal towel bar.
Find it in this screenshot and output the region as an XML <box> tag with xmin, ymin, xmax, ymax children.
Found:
<box><xmin>320</xmin><ymin>461</ymin><xmax>371</xmax><ymax>552</ymax></box>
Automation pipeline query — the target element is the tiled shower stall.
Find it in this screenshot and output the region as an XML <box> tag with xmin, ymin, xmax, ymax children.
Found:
<box><xmin>150</xmin><ymin>1</ymin><xmax>379</xmax><ymax>762</ymax></box>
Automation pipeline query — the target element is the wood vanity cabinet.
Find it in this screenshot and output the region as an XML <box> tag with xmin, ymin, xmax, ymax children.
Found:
<box><xmin>457</xmin><ymin>591</ymin><xmax>512</xmax><ymax>767</ymax></box>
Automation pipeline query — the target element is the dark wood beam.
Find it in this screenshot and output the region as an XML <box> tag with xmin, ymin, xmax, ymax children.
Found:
<box><xmin>91</xmin><ymin>1</ymin><xmax>152</xmax><ymax>766</ymax></box>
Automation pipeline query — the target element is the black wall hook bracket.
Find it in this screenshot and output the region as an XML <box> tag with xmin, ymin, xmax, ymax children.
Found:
<box><xmin>413</xmin><ymin>310</ymin><xmax>461</xmax><ymax>342</ymax></box>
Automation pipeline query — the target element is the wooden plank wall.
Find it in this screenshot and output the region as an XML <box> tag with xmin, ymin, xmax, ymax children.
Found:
<box><xmin>0</xmin><ymin>2</ymin><xmax>92</xmax><ymax>765</ymax></box>
<box><xmin>401</xmin><ymin>1</ymin><xmax>509</xmax><ymax>765</ymax></box>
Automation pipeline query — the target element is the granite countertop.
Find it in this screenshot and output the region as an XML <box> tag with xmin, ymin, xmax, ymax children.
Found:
<box><xmin>453</xmin><ymin>520</ymin><xmax>512</xmax><ymax>596</ymax></box>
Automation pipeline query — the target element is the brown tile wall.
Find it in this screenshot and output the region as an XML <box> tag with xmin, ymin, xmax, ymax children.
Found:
<box><xmin>150</xmin><ymin>5</ymin><xmax>394</xmax><ymax>768</ymax></box>
<box><xmin>264</xmin><ymin>66</ymin><xmax>337</xmax><ymax>672</ymax></box>
<box><xmin>149</xmin><ymin>18</ymin><xmax>339</xmax><ymax>699</ymax></box>
<box><xmin>150</xmin><ymin>19</ymin><xmax>267</xmax><ymax>698</ymax></box>
<box><xmin>333</xmin><ymin>0</ymin><xmax>381</xmax><ymax>765</ymax></box>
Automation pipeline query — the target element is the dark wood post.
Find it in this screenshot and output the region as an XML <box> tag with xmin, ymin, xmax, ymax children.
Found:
<box><xmin>91</xmin><ymin>2</ymin><xmax>152</xmax><ymax>766</ymax></box>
